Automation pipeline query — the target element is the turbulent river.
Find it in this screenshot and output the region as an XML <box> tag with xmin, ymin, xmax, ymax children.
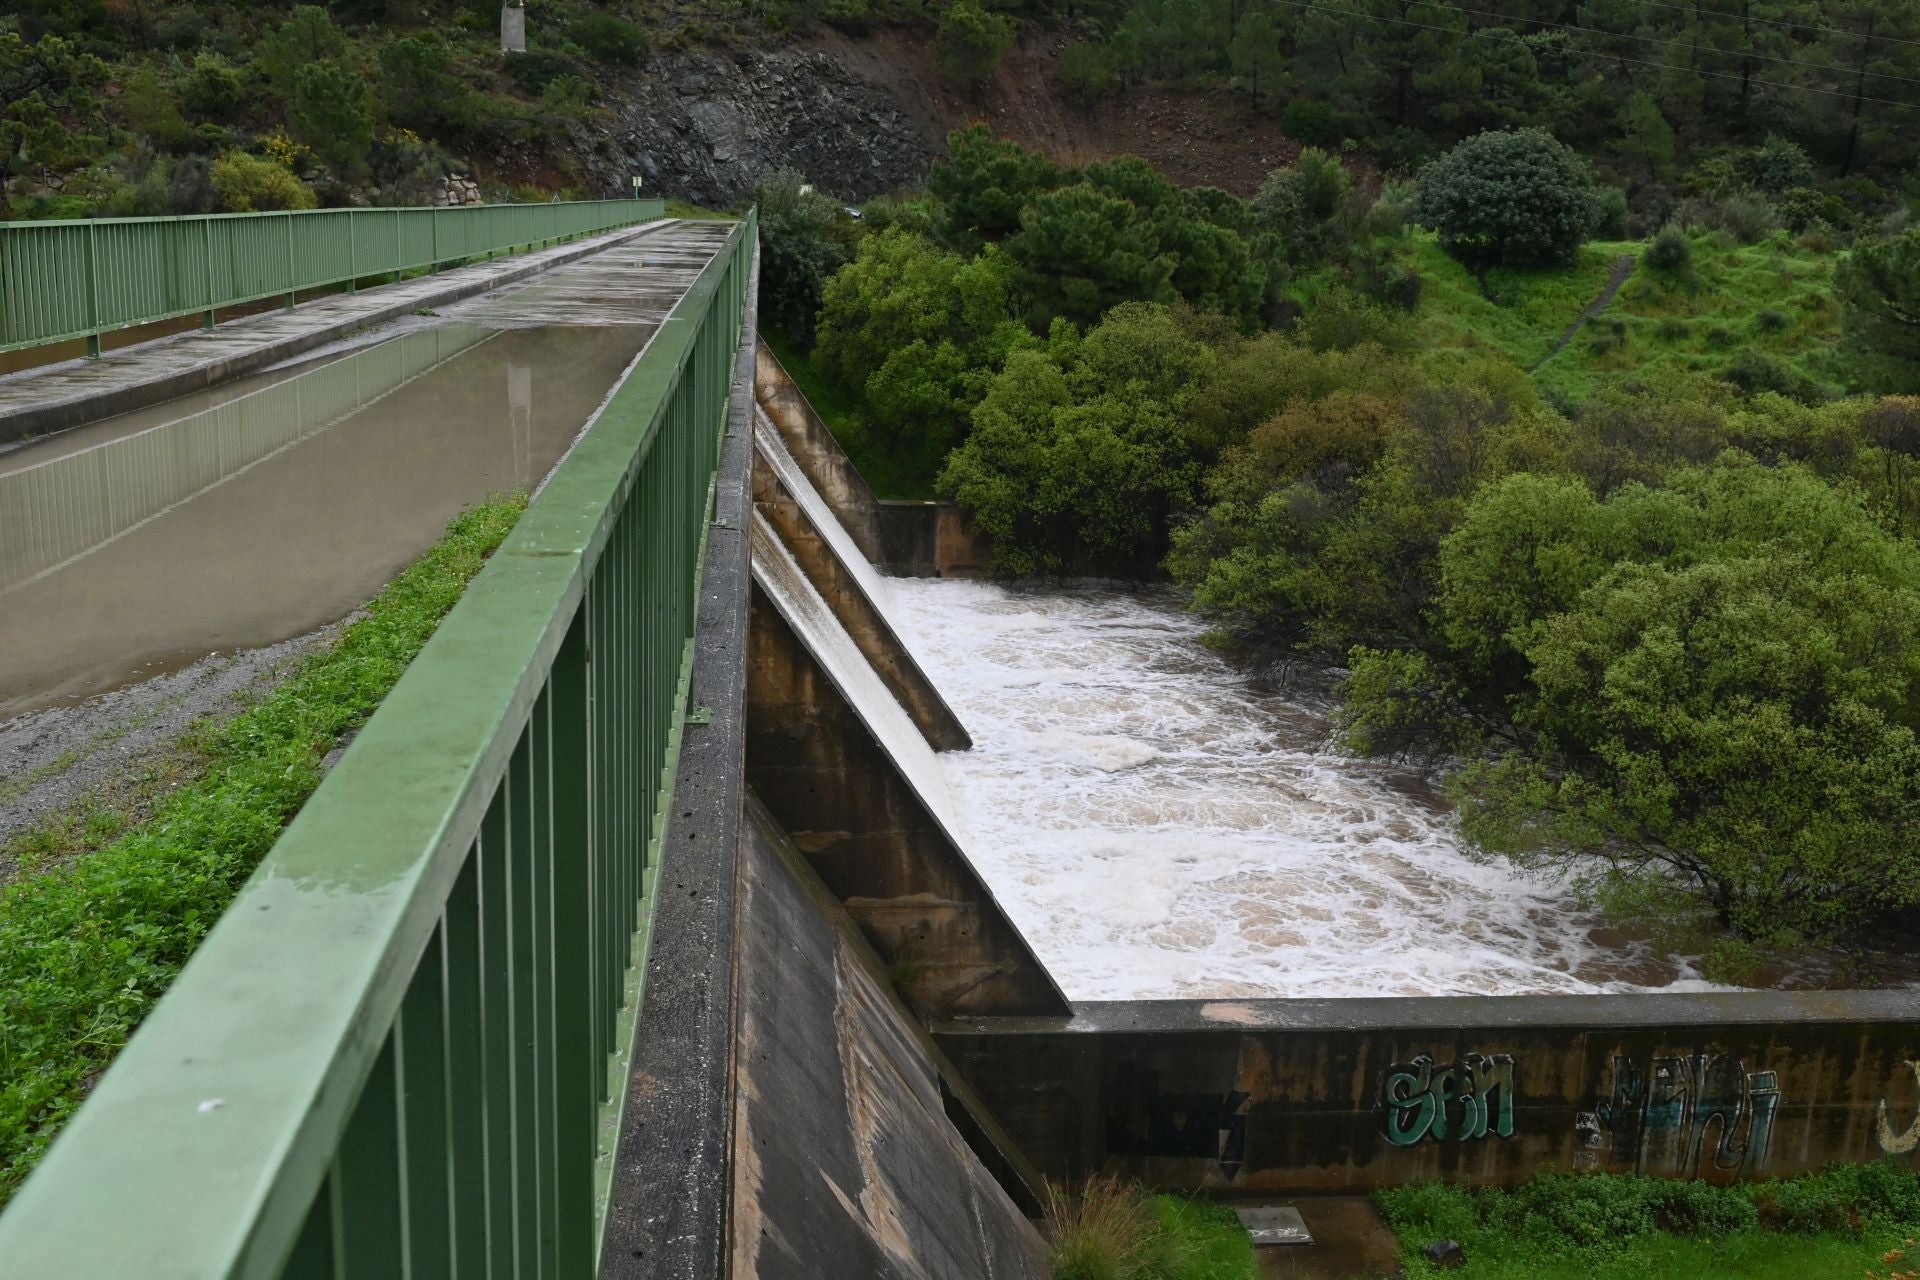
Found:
<box><xmin>883</xmin><ymin>579</ymin><xmax>1728</xmax><ymax>1000</ymax></box>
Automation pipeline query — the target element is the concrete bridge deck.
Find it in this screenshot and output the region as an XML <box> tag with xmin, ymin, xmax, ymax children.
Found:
<box><xmin>0</xmin><ymin>219</ymin><xmax>672</xmax><ymax>444</ymax></box>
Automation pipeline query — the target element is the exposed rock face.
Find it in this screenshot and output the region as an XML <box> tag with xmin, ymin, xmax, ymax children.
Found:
<box><xmin>437</xmin><ymin>173</ymin><xmax>486</xmax><ymax>207</ymax></box>
<box><xmin>580</xmin><ymin>45</ymin><xmax>939</xmax><ymax>207</ymax></box>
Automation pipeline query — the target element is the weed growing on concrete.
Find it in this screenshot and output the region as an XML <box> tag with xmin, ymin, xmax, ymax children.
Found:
<box><xmin>0</xmin><ymin>495</ymin><xmax>526</xmax><ymax>1206</ymax></box>
<box><xmin>1046</xmin><ymin>1174</ymin><xmax>1257</xmax><ymax>1279</ymax></box>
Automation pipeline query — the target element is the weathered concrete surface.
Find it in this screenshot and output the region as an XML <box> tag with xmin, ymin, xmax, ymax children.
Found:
<box><xmin>875</xmin><ymin>501</ymin><xmax>993</xmax><ymax>578</ymax></box>
<box><xmin>936</xmin><ymin>994</ymin><xmax>1920</xmax><ymax>1193</ymax></box>
<box><xmin>730</xmin><ymin>795</ymin><xmax>1050</xmax><ymax>1280</ymax></box>
<box><xmin>745</xmin><ymin>556</ymin><xmax>1067</xmax><ymax>1020</ymax></box>
<box><xmin>751</xmin><ymin>414</ymin><xmax>970</xmax><ymax>750</ymax></box>
<box><xmin>0</xmin><ymin>221</ymin><xmax>668</xmax><ymax>444</ymax></box>
<box><xmin>754</xmin><ymin>343</ymin><xmax>888</xmax><ymax>564</ymax></box>
<box><xmin>598</xmin><ymin>247</ymin><xmax>757</xmax><ymax>1280</ymax></box>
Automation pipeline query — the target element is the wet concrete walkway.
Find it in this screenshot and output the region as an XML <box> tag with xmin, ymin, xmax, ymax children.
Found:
<box><xmin>0</xmin><ymin>219</ymin><xmax>672</xmax><ymax>442</ymax></box>
<box><xmin>0</xmin><ymin>219</ymin><xmax>735</xmax><ymax>720</ymax></box>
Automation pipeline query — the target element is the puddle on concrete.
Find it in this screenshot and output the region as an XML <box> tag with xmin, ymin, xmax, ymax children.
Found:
<box><xmin>0</xmin><ymin>220</ymin><xmax>733</xmax><ymax>721</ymax></box>
<box><xmin>0</xmin><ymin>323</ymin><xmax>645</xmax><ymax>718</ymax></box>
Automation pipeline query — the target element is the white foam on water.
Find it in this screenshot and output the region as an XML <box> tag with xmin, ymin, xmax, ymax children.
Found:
<box><xmin>883</xmin><ymin>579</ymin><xmax>1729</xmax><ymax>1000</ymax></box>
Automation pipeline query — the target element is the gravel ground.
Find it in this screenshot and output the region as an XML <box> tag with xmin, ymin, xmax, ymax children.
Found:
<box><xmin>0</xmin><ymin>621</ymin><xmax>345</xmax><ymax>865</ymax></box>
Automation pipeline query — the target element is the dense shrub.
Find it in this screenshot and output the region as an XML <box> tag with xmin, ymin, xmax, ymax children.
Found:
<box><xmin>1589</xmin><ymin>185</ymin><xmax>1630</xmax><ymax>239</ymax></box>
<box><xmin>180</xmin><ymin>54</ymin><xmax>243</xmax><ymax>119</ymax></box>
<box><xmin>209</xmin><ymin>150</ymin><xmax>316</xmax><ymax>211</ymax></box>
<box><xmin>1283</xmin><ymin>97</ymin><xmax>1335</xmax><ymax>146</ymax></box>
<box><xmin>1417</xmin><ymin>128</ymin><xmax>1597</xmax><ymax>270</ymax></box>
<box><xmin>1644</xmin><ymin>222</ymin><xmax>1692</xmax><ymax>274</ymax></box>
<box><xmin>1058</xmin><ymin>40</ymin><xmax>1117</xmax><ymax>107</ymax></box>
<box><xmin>572</xmin><ymin>13</ymin><xmax>648</xmax><ymax>65</ymax></box>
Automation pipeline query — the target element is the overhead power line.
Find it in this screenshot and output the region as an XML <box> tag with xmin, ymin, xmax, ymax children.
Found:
<box><xmin>1264</xmin><ymin>0</ymin><xmax>1920</xmax><ymax>109</ymax></box>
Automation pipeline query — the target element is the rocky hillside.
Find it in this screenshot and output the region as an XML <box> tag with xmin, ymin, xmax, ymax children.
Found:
<box><xmin>574</xmin><ymin>29</ymin><xmax>1299</xmax><ymax>207</ymax></box>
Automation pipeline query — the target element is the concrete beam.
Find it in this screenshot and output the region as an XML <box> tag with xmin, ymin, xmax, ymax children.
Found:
<box><xmin>750</xmin><ymin>416</ymin><xmax>971</xmax><ymax>751</ymax></box>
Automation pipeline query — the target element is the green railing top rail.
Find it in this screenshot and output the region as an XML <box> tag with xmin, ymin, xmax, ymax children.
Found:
<box><xmin>0</xmin><ymin>196</ymin><xmax>650</xmax><ymax>231</ymax></box>
<box><xmin>0</xmin><ymin>196</ymin><xmax>666</xmax><ymax>354</ymax></box>
<box><xmin>0</xmin><ymin>211</ymin><xmax>754</xmax><ymax>1277</ymax></box>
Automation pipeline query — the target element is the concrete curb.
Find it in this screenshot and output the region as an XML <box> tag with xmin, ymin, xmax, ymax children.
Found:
<box><xmin>0</xmin><ymin>221</ymin><xmax>669</xmax><ymax>444</ymax></box>
<box><xmin>598</xmin><ymin>252</ymin><xmax>759</xmax><ymax>1280</ymax></box>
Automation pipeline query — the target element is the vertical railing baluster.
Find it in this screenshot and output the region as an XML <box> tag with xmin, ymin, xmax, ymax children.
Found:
<box><xmin>551</xmin><ymin>614</ymin><xmax>595</xmax><ymax>1272</ymax></box>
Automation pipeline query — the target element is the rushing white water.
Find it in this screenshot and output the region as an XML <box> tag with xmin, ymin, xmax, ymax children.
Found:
<box><xmin>883</xmin><ymin>579</ymin><xmax>1728</xmax><ymax>1000</ymax></box>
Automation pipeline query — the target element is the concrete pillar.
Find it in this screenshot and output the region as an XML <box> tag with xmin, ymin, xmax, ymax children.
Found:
<box><xmin>500</xmin><ymin>2</ymin><xmax>526</xmax><ymax>53</ymax></box>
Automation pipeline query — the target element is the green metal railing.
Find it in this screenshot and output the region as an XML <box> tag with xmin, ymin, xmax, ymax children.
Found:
<box><xmin>0</xmin><ymin>197</ymin><xmax>666</xmax><ymax>355</ymax></box>
<box><xmin>0</xmin><ymin>210</ymin><xmax>755</xmax><ymax>1278</ymax></box>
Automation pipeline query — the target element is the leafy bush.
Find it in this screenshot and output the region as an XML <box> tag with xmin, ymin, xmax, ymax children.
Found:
<box><xmin>1756</xmin><ymin>307</ymin><xmax>1790</xmax><ymax>332</ymax></box>
<box><xmin>1417</xmin><ymin>128</ymin><xmax>1597</xmax><ymax>270</ymax></box>
<box><xmin>1505</xmin><ymin>1172</ymin><xmax>1657</xmax><ymax>1250</ymax></box>
<box><xmin>1284</xmin><ymin>97</ymin><xmax>1335</xmax><ymax>146</ymax></box>
<box><xmin>572</xmin><ymin>13</ymin><xmax>648</xmax><ymax>65</ymax></box>
<box><xmin>209</xmin><ymin>150</ymin><xmax>316</xmax><ymax>211</ymax></box>
<box><xmin>505</xmin><ymin>49</ymin><xmax>584</xmax><ymax>96</ymax></box>
<box><xmin>180</xmin><ymin>53</ymin><xmax>243</xmax><ymax>119</ymax></box>
<box><xmin>1059</xmin><ymin>40</ymin><xmax>1117</xmax><ymax>107</ymax></box>
<box><xmin>1736</xmin><ymin>133</ymin><xmax>1816</xmax><ymax>194</ymax></box>
<box><xmin>1644</xmin><ymin>222</ymin><xmax>1692</xmax><ymax>275</ymax></box>
<box><xmin>1590</xmin><ymin>185</ymin><xmax>1630</xmax><ymax>239</ymax></box>
<box><xmin>1645</xmin><ymin>1178</ymin><xmax>1757</xmax><ymax>1237</ymax></box>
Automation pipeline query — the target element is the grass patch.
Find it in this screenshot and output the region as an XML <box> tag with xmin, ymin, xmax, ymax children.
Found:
<box><xmin>762</xmin><ymin>328</ymin><xmax>943</xmax><ymax>500</ymax></box>
<box><xmin>1047</xmin><ymin>1174</ymin><xmax>1258</xmax><ymax>1279</ymax></box>
<box><xmin>0</xmin><ymin>495</ymin><xmax>526</xmax><ymax>1205</ymax></box>
<box><xmin>1392</xmin><ymin>229</ymin><xmax>1846</xmax><ymax>405</ymax></box>
<box><xmin>1379</xmin><ymin>1164</ymin><xmax>1920</xmax><ymax>1280</ymax></box>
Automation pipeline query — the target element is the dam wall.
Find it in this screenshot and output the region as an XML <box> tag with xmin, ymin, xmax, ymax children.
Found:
<box><xmin>935</xmin><ymin>995</ymin><xmax>1920</xmax><ymax>1194</ymax></box>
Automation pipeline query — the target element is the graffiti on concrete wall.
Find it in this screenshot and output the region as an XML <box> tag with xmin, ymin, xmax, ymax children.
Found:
<box><xmin>1381</xmin><ymin>1053</ymin><xmax>1516</xmax><ymax>1147</ymax></box>
<box><xmin>1878</xmin><ymin>1060</ymin><xmax>1920</xmax><ymax>1156</ymax></box>
<box><xmin>1581</xmin><ymin>1053</ymin><xmax>1779</xmax><ymax>1177</ymax></box>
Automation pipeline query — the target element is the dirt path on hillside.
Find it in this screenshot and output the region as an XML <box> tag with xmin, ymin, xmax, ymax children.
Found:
<box><xmin>1532</xmin><ymin>255</ymin><xmax>1638</xmax><ymax>371</ymax></box>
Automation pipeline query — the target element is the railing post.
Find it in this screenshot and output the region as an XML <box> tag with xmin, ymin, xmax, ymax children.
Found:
<box><xmin>84</xmin><ymin>222</ymin><xmax>101</xmax><ymax>357</ymax></box>
<box><xmin>201</xmin><ymin>218</ymin><xmax>215</xmax><ymax>329</ymax></box>
<box><xmin>348</xmin><ymin>210</ymin><xmax>358</xmax><ymax>292</ymax></box>
<box><xmin>284</xmin><ymin>212</ymin><xmax>296</xmax><ymax>310</ymax></box>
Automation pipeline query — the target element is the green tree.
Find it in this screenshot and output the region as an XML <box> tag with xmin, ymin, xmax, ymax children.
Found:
<box><xmin>935</xmin><ymin>0</ymin><xmax>1015</xmax><ymax>88</ymax></box>
<box><xmin>755</xmin><ymin>167</ymin><xmax>858</xmax><ymax>346</ymax></box>
<box><xmin>288</xmin><ymin>61</ymin><xmax>373</xmax><ymax>180</ymax></box>
<box><xmin>1229</xmin><ymin>8</ymin><xmax>1284</xmax><ymax>108</ymax></box>
<box><xmin>180</xmin><ymin>54</ymin><xmax>243</xmax><ymax>120</ymax></box>
<box><xmin>1058</xmin><ymin>41</ymin><xmax>1118</xmax><ymax>106</ymax></box>
<box><xmin>121</xmin><ymin>65</ymin><xmax>188</xmax><ymax>150</ymax></box>
<box><xmin>941</xmin><ymin>303</ymin><xmax>1217</xmax><ymax>574</ymax></box>
<box><xmin>1615</xmin><ymin>90</ymin><xmax>1675</xmax><ymax>182</ymax></box>
<box><xmin>1839</xmin><ymin>230</ymin><xmax>1920</xmax><ymax>392</ymax></box>
<box><xmin>928</xmin><ymin>126</ymin><xmax>1064</xmax><ymax>248</ymax></box>
<box><xmin>1346</xmin><ymin>458</ymin><xmax>1920</xmax><ymax>948</ymax></box>
<box><xmin>815</xmin><ymin>229</ymin><xmax>1031</xmax><ymax>459</ymax></box>
<box><xmin>379</xmin><ymin>35</ymin><xmax>472</xmax><ymax>135</ymax></box>
<box><xmin>0</xmin><ymin>33</ymin><xmax>109</xmax><ymax>205</ymax></box>
<box><xmin>1417</xmin><ymin>127</ymin><xmax>1596</xmax><ymax>273</ymax></box>
<box><xmin>260</xmin><ymin>6</ymin><xmax>345</xmax><ymax>96</ymax></box>
<box><xmin>1006</xmin><ymin>182</ymin><xmax>1176</xmax><ymax>324</ymax></box>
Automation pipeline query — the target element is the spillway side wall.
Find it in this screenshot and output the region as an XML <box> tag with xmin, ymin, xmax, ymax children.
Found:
<box><xmin>937</xmin><ymin>996</ymin><xmax>1920</xmax><ymax>1193</ymax></box>
<box><xmin>728</xmin><ymin>798</ymin><xmax>1050</xmax><ymax>1280</ymax></box>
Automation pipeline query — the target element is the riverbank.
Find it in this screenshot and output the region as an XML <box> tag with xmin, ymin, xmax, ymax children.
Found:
<box><xmin>0</xmin><ymin>495</ymin><xmax>524</xmax><ymax>1204</ymax></box>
